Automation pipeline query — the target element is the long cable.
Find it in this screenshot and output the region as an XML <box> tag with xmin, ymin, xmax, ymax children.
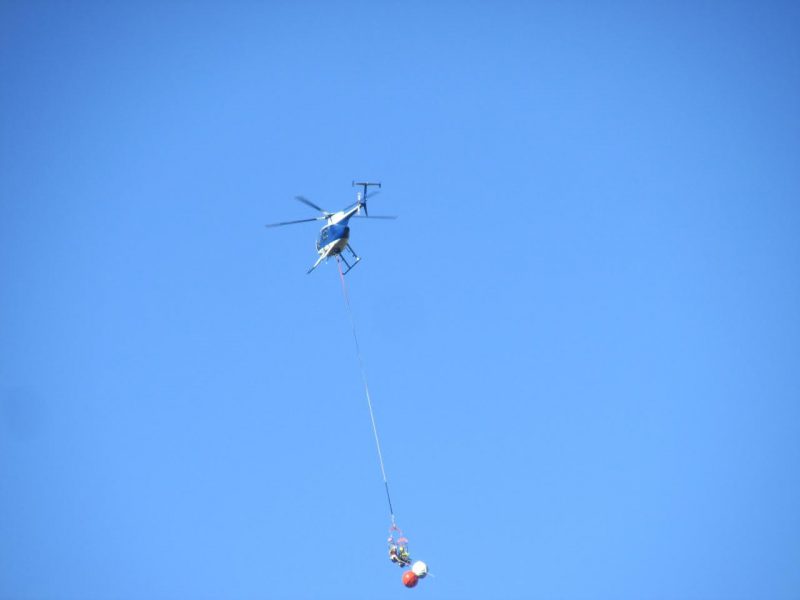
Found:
<box><xmin>336</xmin><ymin>257</ymin><xmax>396</xmax><ymax>525</ymax></box>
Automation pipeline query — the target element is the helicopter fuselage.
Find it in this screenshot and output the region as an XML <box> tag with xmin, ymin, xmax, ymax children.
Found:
<box><xmin>316</xmin><ymin>221</ymin><xmax>351</xmax><ymax>256</ymax></box>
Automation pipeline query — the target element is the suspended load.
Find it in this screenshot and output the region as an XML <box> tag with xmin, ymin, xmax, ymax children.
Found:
<box><xmin>411</xmin><ymin>561</ymin><xmax>428</xmax><ymax>578</ymax></box>
<box><xmin>388</xmin><ymin>524</ymin><xmax>412</xmax><ymax>567</ymax></box>
<box><xmin>402</xmin><ymin>571</ymin><xmax>419</xmax><ymax>588</ymax></box>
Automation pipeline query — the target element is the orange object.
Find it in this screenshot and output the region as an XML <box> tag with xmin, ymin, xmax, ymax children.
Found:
<box><xmin>402</xmin><ymin>571</ymin><xmax>418</xmax><ymax>588</ymax></box>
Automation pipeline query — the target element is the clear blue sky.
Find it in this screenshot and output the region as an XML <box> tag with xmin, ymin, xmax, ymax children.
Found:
<box><xmin>2</xmin><ymin>2</ymin><xmax>799</xmax><ymax>598</ymax></box>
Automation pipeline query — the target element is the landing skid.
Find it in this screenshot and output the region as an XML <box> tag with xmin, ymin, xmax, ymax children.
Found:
<box><xmin>338</xmin><ymin>244</ymin><xmax>361</xmax><ymax>275</ymax></box>
<box><xmin>306</xmin><ymin>253</ymin><xmax>326</xmax><ymax>274</ymax></box>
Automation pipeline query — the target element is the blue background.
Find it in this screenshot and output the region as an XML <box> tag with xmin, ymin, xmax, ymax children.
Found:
<box><xmin>2</xmin><ymin>2</ymin><xmax>799</xmax><ymax>598</ymax></box>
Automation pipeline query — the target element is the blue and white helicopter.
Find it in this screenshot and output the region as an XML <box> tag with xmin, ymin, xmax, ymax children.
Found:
<box><xmin>265</xmin><ymin>182</ymin><xmax>395</xmax><ymax>274</ymax></box>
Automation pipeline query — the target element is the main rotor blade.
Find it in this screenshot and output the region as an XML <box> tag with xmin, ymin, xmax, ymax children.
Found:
<box><xmin>295</xmin><ymin>195</ymin><xmax>330</xmax><ymax>214</ymax></box>
<box><xmin>352</xmin><ymin>215</ymin><xmax>397</xmax><ymax>220</ymax></box>
<box><xmin>265</xmin><ymin>217</ymin><xmax>325</xmax><ymax>228</ymax></box>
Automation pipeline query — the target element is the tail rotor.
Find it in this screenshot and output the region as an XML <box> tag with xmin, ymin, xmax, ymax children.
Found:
<box><xmin>353</xmin><ymin>181</ymin><xmax>381</xmax><ymax>217</ymax></box>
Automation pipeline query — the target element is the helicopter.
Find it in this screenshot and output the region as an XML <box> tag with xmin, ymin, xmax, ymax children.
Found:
<box><xmin>265</xmin><ymin>182</ymin><xmax>395</xmax><ymax>274</ymax></box>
